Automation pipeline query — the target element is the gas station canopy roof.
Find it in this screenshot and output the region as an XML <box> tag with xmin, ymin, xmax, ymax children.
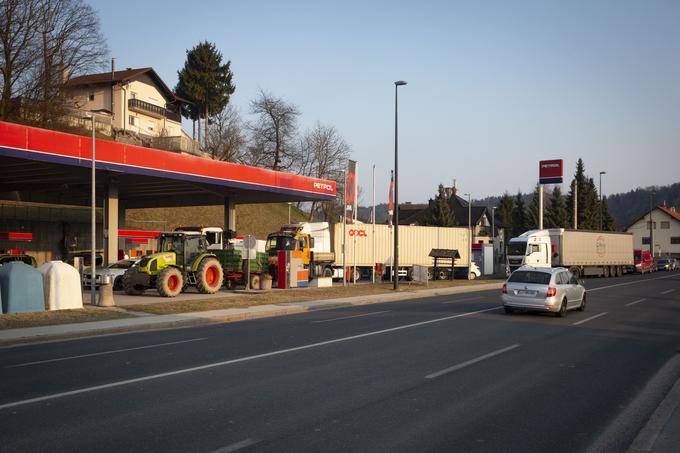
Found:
<box><xmin>0</xmin><ymin>122</ymin><xmax>337</xmax><ymax>207</ymax></box>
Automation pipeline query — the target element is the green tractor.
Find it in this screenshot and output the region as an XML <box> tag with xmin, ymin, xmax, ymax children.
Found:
<box><xmin>122</xmin><ymin>232</ymin><xmax>224</xmax><ymax>297</ymax></box>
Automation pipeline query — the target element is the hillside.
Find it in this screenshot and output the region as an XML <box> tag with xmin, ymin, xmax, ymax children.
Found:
<box><xmin>125</xmin><ymin>203</ymin><xmax>310</xmax><ymax>240</ymax></box>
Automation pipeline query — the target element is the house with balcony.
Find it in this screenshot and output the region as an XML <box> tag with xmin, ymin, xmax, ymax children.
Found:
<box><xmin>63</xmin><ymin>67</ymin><xmax>198</xmax><ymax>154</ymax></box>
<box><xmin>626</xmin><ymin>205</ymin><xmax>680</xmax><ymax>258</ymax></box>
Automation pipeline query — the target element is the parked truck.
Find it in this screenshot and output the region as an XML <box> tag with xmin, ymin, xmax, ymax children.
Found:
<box><xmin>506</xmin><ymin>229</ymin><xmax>634</xmax><ymax>277</ymax></box>
<box><xmin>265</xmin><ymin>221</ymin><xmax>476</xmax><ymax>281</ymax></box>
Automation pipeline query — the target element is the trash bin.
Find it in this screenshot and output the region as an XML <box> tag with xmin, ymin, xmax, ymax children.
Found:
<box><xmin>97</xmin><ymin>275</ymin><xmax>115</xmax><ymax>307</ymax></box>
<box><xmin>0</xmin><ymin>262</ymin><xmax>45</xmax><ymax>314</ymax></box>
<box><xmin>39</xmin><ymin>261</ymin><xmax>83</xmax><ymax>310</ymax></box>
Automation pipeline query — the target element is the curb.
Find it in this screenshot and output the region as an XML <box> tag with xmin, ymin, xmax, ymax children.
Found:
<box><xmin>0</xmin><ymin>282</ymin><xmax>502</xmax><ymax>346</ymax></box>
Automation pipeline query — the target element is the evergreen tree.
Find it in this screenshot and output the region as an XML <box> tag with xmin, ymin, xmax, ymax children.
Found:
<box><xmin>546</xmin><ymin>186</ymin><xmax>569</xmax><ymax>228</ymax></box>
<box><xmin>422</xmin><ymin>184</ymin><xmax>455</xmax><ymax>226</ymax></box>
<box><xmin>497</xmin><ymin>192</ymin><xmax>514</xmax><ymax>243</ymax></box>
<box><xmin>601</xmin><ymin>195</ymin><xmax>616</xmax><ymax>230</ymax></box>
<box><xmin>512</xmin><ymin>191</ymin><xmax>528</xmax><ymax>236</ymax></box>
<box><xmin>176</xmin><ymin>41</ymin><xmax>235</xmax><ymax>149</ymax></box>
<box><xmin>528</xmin><ymin>184</ymin><xmax>542</xmax><ymax>229</ymax></box>
<box><xmin>584</xmin><ymin>177</ymin><xmax>600</xmax><ymax>229</ymax></box>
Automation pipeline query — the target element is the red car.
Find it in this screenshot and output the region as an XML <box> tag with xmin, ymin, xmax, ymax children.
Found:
<box><xmin>634</xmin><ymin>249</ymin><xmax>656</xmax><ymax>274</ymax></box>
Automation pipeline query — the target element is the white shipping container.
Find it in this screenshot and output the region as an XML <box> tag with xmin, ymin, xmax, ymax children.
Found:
<box><xmin>331</xmin><ymin>222</ymin><xmax>470</xmax><ymax>268</ymax></box>
<box><xmin>553</xmin><ymin>230</ymin><xmax>634</xmax><ymax>266</ymax></box>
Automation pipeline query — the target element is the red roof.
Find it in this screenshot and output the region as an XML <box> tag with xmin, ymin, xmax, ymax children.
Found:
<box><xmin>659</xmin><ymin>206</ymin><xmax>680</xmax><ymax>223</ymax></box>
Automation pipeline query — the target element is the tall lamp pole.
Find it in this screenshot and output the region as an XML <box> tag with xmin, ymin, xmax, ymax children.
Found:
<box><xmin>464</xmin><ymin>193</ymin><xmax>471</xmax><ymax>279</ymax></box>
<box><xmin>599</xmin><ymin>171</ymin><xmax>606</xmax><ymax>230</ymax></box>
<box><xmin>83</xmin><ymin>115</ymin><xmax>96</xmax><ymax>305</ymax></box>
<box><xmin>649</xmin><ymin>192</ymin><xmax>655</xmax><ymax>256</ymax></box>
<box><xmin>491</xmin><ymin>206</ymin><xmax>496</xmax><ymax>273</ymax></box>
<box><xmin>393</xmin><ymin>80</ymin><xmax>407</xmax><ymax>290</ymax></box>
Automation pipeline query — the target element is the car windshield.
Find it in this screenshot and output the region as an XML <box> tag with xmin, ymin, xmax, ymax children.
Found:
<box><xmin>634</xmin><ymin>253</ymin><xmax>642</xmax><ymax>260</ymax></box>
<box><xmin>507</xmin><ymin>242</ymin><xmax>527</xmax><ymax>256</ymax></box>
<box><xmin>109</xmin><ymin>260</ymin><xmax>135</xmax><ymax>269</ymax></box>
<box><xmin>508</xmin><ymin>270</ymin><xmax>552</xmax><ymax>285</ymax></box>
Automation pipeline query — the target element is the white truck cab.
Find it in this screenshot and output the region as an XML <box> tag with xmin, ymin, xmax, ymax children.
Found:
<box><xmin>506</xmin><ymin>230</ymin><xmax>553</xmax><ymax>273</ymax></box>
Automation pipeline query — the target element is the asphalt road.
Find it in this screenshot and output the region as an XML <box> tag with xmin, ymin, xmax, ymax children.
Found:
<box><xmin>0</xmin><ymin>272</ymin><xmax>679</xmax><ymax>452</ymax></box>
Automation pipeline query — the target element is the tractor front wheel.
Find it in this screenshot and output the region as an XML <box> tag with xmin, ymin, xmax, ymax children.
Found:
<box><xmin>196</xmin><ymin>258</ymin><xmax>224</xmax><ymax>294</ymax></box>
<box><xmin>157</xmin><ymin>267</ymin><xmax>184</xmax><ymax>297</ymax></box>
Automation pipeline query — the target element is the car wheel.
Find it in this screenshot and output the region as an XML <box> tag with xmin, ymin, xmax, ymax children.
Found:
<box><xmin>504</xmin><ymin>306</ymin><xmax>514</xmax><ymax>314</ymax></box>
<box><xmin>556</xmin><ymin>298</ymin><xmax>567</xmax><ymax>317</ymax></box>
<box><xmin>577</xmin><ymin>292</ymin><xmax>586</xmax><ymax>311</ymax></box>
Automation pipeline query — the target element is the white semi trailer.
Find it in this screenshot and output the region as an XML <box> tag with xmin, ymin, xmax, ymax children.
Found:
<box><xmin>506</xmin><ymin>229</ymin><xmax>634</xmax><ymax>277</ymax></box>
<box><xmin>332</xmin><ymin>222</ymin><xmax>480</xmax><ymax>279</ymax></box>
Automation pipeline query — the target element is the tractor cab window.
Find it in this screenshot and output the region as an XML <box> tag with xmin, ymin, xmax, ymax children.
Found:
<box><xmin>298</xmin><ymin>237</ymin><xmax>307</xmax><ymax>251</ymax></box>
<box><xmin>163</xmin><ymin>236</ymin><xmax>184</xmax><ymax>254</ymax></box>
<box><xmin>184</xmin><ymin>236</ymin><xmax>203</xmax><ymax>265</ymax></box>
<box><xmin>266</xmin><ymin>235</ymin><xmax>296</xmax><ymax>252</ymax></box>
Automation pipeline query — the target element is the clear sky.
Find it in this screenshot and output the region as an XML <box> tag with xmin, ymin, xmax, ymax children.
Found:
<box><xmin>89</xmin><ymin>0</ymin><xmax>680</xmax><ymax>204</ymax></box>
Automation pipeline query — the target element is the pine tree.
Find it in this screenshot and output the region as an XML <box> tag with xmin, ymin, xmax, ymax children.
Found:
<box><xmin>423</xmin><ymin>184</ymin><xmax>455</xmax><ymax>226</ymax></box>
<box><xmin>512</xmin><ymin>191</ymin><xmax>528</xmax><ymax>236</ymax></box>
<box><xmin>583</xmin><ymin>177</ymin><xmax>600</xmax><ymax>229</ymax></box>
<box><xmin>546</xmin><ymin>186</ymin><xmax>569</xmax><ymax>228</ymax></box>
<box><xmin>497</xmin><ymin>192</ymin><xmax>514</xmax><ymax>243</ymax></box>
<box><xmin>601</xmin><ymin>195</ymin><xmax>616</xmax><ymax>231</ymax></box>
<box><xmin>528</xmin><ymin>184</ymin><xmax>542</xmax><ymax>229</ymax></box>
<box><xmin>176</xmin><ymin>41</ymin><xmax>235</xmax><ymax>150</ymax></box>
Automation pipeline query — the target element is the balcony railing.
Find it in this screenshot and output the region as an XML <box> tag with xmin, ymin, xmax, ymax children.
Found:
<box><xmin>128</xmin><ymin>98</ymin><xmax>181</xmax><ymax>123</ymax></box>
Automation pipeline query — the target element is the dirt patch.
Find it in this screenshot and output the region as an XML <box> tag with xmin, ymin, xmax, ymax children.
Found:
<box><xmin>124</xmin><ymin>279</ymin><xmax>502</xmax><ymax>315</ymax></box>
<box><xmin>0</xmin><ymin>308</ymin><xmax>134</xmax><ymax>330</ymax></box>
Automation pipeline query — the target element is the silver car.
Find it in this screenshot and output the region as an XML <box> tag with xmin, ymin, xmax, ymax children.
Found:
<box><xmin>84</xmin><ymin>259</ymin><xmax>140</xmax><ymax>290</ymax></box>
<box><xmin>501</xmin><ymin>266</ymin><xmax>586</xmax><ymax>317</ymax></box>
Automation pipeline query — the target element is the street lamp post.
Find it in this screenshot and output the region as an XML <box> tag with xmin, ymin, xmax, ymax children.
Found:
<box><xmin>464</xmin><ymin>193</ymin><xmax>471</xmax><ymax>279</ymax></box>
<box><xmin>287</xmin><ymin>202</ymin><xmax>292</xmax><ymax>224</ymax></box>
<box><xmin>491</xmin><ymin>206</ymin><xmax>496</xmax><ymax>273</ymax></box>
<box><xmin>599</xmin><ymin>171</ymin><xmax>606</xmax><ymax>230</ymax></box>
<box><xmin>83</xmin><ymin>115</ymin><xmax>96</xmax><ymax>305</ymax></box>
<box><xmin>393</xmin><ymin>80</ymin><xmax>407</xmax><ymax>290</ymax></box>
<box><xmin>649</xmin><ymin>194</ymin><xmax>653</xmax><ymax>256</ymax></box>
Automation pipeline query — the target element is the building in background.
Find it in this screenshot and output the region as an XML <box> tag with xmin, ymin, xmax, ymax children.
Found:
<box><xmin>625</xmin><ymin>205</ymin><xmax>680</xmax><ymax>258</ymax></box>
<box><xmin>63</xmin><ymin>67</ymin><xmax>199</xmax><ymax>154</ymax></box>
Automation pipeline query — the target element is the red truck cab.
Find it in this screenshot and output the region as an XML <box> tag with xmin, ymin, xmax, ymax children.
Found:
<box><xmin>634</xmin><ymin>249</ymin><xmax>655</xmax><ymax>274</ymax></box>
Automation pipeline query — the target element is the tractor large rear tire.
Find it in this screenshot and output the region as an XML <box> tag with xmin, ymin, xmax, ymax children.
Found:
<box><xmin>156</xmin><ymin>267</ymin><xmax>184</xmax><ymax>297</ymax></box>
<box><xmin>196</xmin><ymin>258</ymin><xmax>223</xmax><ymax>294</ymax></box>
<box><xmin>122</xmin><ymin>268</ymin><xmax>144</xmax><ymax>295</ymax></box>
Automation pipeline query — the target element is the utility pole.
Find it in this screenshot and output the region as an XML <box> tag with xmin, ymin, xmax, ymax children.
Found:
<box><xmin>573</xmin><ymin>180</ymin><xmax>578</xmax><ymax>230</ymax></box>
<box><xmin>649</xmin><ymin>192</ymin><xmax>655</xmax><ymax>256</ymax></box>
<box><xmin>599</xmin><ymin>171</ymin><xmax>606</xmax><ymax>230</ymax></box>
<box><xmin>393</xmin><ymin>80</ymin><xmax>407</xmax><ymax>290</ymax></box>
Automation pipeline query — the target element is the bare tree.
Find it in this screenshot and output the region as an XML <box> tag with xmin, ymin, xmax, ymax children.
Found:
<box><xmin>247</xmin><ymin>89</ymin><xmax>300</xmax><ymax>171</ymax></box>
<box><xmin>0</xmin><ymin>0</ymin><xmax>107</xmax><ymax>123</ymax></box>
<box><xmin>0</xmin><ymin>0</ymin><xmax>39</xmax><ymax>119</ymax></box>
<box><xmin>207</xmin><ymin>104</ymin><xmax>245</xmax><ymax>162</ymax></box>
<box><xmin>300</xmin><ymin>123</ymin><xmax>351</xmax><ymax>220</ymax></box>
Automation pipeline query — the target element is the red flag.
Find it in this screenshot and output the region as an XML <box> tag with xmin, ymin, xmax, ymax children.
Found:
<box><xmin>346</xmin><ymin>160</ymin><xmax>357</xmax><ymax>224</ymax></box>
<box><xmin>388</xmin><ymin>170</ymin><xmax>394</xmax><ymax>228</ymax></box>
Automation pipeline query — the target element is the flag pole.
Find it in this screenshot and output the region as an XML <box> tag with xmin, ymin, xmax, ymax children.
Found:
<box><xmin>372</xmin><ymin>164</ymin><xmax>376</xmax><ymax>284</ymax></box>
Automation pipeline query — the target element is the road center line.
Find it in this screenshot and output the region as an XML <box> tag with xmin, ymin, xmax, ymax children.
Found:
<box><xmin>588</xmin><ymin>274</ymin><xmax>677</xmax><ymax>292</ymax></box>
<box><xmin>625</xmin><ymin>298</ymin><xmax>647</xmax><ymax>307</ymax></box>
<box><xmin>425</xmin><ymin>344</ymin><xmax>520</xmax><ymax>379</ymax></box>
<box><xmin>210</xmin><ymin>438</ymin><xmax>260</xmax><ymax>453</ymax></box>
<box><xmin>441</xmin><ymin>296</ymin><xmax>483</xmax><ymax>304</ymax></box>
<box><xmin>572</xmin><ymin>312</ymin><xmax>608</xmax><ymax>326</ymax></box>
<box><xmin>5</xmin><ymin>338</ymin><xmax>208</xmax><ymax>368</ymax></box>
<box><xmin>312</xmin><ymin>310</ymin><xmax>391</xmax><ymax>323</ymax></box>
<box><xmin>0</xmin><ymin>306</ymin><xmax>501</xmax><ymax>411</ymax></box>
<box><xmin>661</xmin><ymin>289</ymin><xmax>676</xmax><ymax>295</ymax></box>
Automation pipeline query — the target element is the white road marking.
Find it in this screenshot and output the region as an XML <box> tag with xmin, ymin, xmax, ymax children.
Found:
<box><xmin>625</xmin><ymin>298</ymin><xmax>647</xmax><ymax>307</ymax></box>
<box><xmin>312</xmin><ymin>310</ymin><xmax>391</xmax><ymax>323</ymax></box>
<box><xmin>210</xmin><ymin>438</ymin><xmax>260</xmax><ymax>453</ymax></box>
<box><xmin>0</xmin><ymin>306</ymin><xmax>501</xmax><ymax>411</ymax></box>
<box><xmin>572</xmin><ymin>312</ymin><xmax>608</xmax><ymax>326</ymax></box>
<box><xmin>5</xmin><ymin>338</ymin><xmax>208</xmax><ymax>368</ymax></box>
<box><xmin>588</xmin><ymin>274</ymin><xmax>677</xmax><ymax>292</ymax></box>
<box><xmin>441</xmin><ymin>296</ymin><xmax>483</xmax><ymax>304</ymax></box>
<box><xmin>425</xmin><ymin>344</ymin><xmax>520</xmax><ymax>379</ymax></box>
<box><xmin>661</xmin><ymin>289</ymin><xmax>676</xmax><ymax>295</ymax></box>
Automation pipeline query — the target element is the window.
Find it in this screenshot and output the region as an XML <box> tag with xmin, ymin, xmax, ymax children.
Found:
<box><xmin>646</xmin><ymin>221</ymin><xmax>657</xmax><ymax>229</ymax></box>
<box><xmin>671</xmin><ymin>237</ymin><xmax>680</xmax><ymax>245</ymax></box>
<box><xmin>660</xmin><ymin>221</ymin><xmax>670</xmax><ymax>229</ymax></box>
<box><xmin>642</xmin><ymin>237</ymin><xmax>650</xmax><ymax>245</ymax></box>
<box><xmin>508</xmin><ymin>271</ymin><xmax>552</xmax><ymax>285</ymax></box>
<box><xmin>88</xmin><ymin>92</ymin><xmax>95</xmax><ymax>101</ymax></box>
<box><xmin>556</xmin><ymin>272</ymin><xmax>568</xmax><ymax>285</ymax></box>
<box><xmin>129</xmin><ymin>115</ymin><xmax>136</xmax><ymax>126</ymax></box>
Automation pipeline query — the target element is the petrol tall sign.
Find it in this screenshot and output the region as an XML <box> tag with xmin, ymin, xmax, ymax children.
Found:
<box><xmin>539</xmin><ymin>159</ymin><xmax>564</xmax><ymax>184</ymax></box>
